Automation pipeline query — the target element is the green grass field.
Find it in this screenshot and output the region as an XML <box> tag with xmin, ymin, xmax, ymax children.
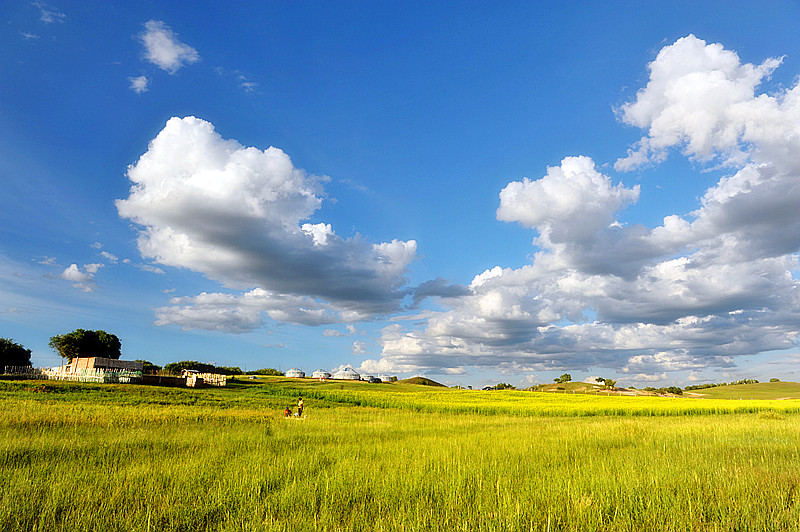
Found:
<box><xmin>687</xmin><ymin>381</ymin><xmax>800</xmax><ymax>400</ymax></box>
<box><xmin>4</xmin><ymin>378</ymin><xmax>800</xmax><ymax>531</ymax></box>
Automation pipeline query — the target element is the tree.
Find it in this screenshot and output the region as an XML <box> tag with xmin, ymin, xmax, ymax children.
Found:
<box><xmin>246</xmin><ymin>368</ymin><xmax>284</xmax><ymax>376</ymax></box>
<box><xmin>135</xmin><ymin>360</ymin><xmax>161</xmax><ymax>374</ymax></box>
<box><xmin>1</xmin><ymin>338</ymin><xmax>32</xmax><ymax>368</ymax></box>
<box><xmin>603</xmin><ymin>378</ymin><xmax>616</xmax><ymax>389</ymax></box>
<box><xmin>554</xmin><ymin>373</ymin><xmax>572</xmax><ymax>384</ymax></box>
<box><xmin>48</xmin><ymin>329</ymin><xmax>121</xmax><ymax>362</ymax></box>
<box><xmin>164</xmin><ymin>360</ymin><xmax>215</xmax><ymax>375</ymax></box>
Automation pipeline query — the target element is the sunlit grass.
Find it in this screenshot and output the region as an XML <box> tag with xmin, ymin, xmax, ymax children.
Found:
<box><xmin>4</xmin><ymin>378</ymin><xmax>800</xmax><ymax>530</ymax></box>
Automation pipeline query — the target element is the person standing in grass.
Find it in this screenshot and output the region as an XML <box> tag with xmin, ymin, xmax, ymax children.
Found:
<box><xmin>297</xmin><ymin>396</ymin><xmax>304</xmax><ymax>417</ymax></box>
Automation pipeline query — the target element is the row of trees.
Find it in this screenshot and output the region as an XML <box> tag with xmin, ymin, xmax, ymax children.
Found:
<box><xmin>2</xmin><ymin>330</ymin><xmax>287</xmax><ymax>377</ymax></box>
<box><xmin>1</xmin><ymin>329</ymin><xmax>292</xmax><ymax>377</ymax></box>
<box><xmin>683</xmin><ymin>379</ymin><xmax>762</xmax><ymax>391</ymax></box>
<box><xmin>2</xmin><ymin>329</ymin><xmax>122</xmax><ymax>369</ymax></box>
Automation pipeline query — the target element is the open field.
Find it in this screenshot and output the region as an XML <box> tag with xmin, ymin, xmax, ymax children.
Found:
<box><xmin>688</xmin><ymin>381</ymin><xmax>800</xmax><ymax>400</ymax></box>
<box><xmin>4</xmin><ymin>378</ymin><xmax>800</xmax><ymax>531</ymax></box>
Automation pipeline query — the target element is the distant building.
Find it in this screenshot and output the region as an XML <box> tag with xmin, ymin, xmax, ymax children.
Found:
<box><xmin>286</xmin><ymin>368</ymin><xmax>305</xmax><ymax>378</ymax></box>
<box><xmin>377</xmin><ymin>374</ymin><xmax>396</xmax><ymax>382</ymax></box>
<box><xmin>312</xmin><ymin>369</ymin><xmax>331</xmax><ymax>380</ymax></box>
<box><xmin>332</xmin><ymin>367</ymin><xmax>360</xmax><ymax>380</ymax></box>
<box><xmin>360</xmin><ymin>374</ymin><xmax>374</xmax><ymax>381</ymax></box>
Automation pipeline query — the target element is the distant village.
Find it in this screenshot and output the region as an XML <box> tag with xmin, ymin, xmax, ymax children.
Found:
<box><xmin>4</xmin><ymin>351</ymin><xmax>399</xmax><ymax>389</ymax></box>
<box><xmin>283</xmin><ymin>367</ymin><xmax>397</xmax><ymax>383</ymax></box>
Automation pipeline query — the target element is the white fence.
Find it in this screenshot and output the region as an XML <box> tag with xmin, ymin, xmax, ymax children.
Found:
<box><xmin>3</xmin><ymin>366</ymin><xmax>46</xmax><ymax>378</ymax></box>
<box><xmin>3</xmin><ymin>365</ymin><xmax>142</xmax><ymax>384</ymax></box>
<box><xmin>3</xmin><ymin>366</ymin><xmax>227</xmax><ymax>387</ymax></box>
<box><xmin>43</xmin><ymin>367</ymin><xmax>142</xmax><ymax>384</ymax></box>
<box><xmin>197</xmin><ymin>373</ymin><xmax>227</xmax><ymax>387</ymax></box>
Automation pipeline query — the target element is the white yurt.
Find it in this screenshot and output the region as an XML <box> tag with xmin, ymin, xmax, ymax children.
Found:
<box><xmin>378</xmin><ymin>374</ymin><xmax>394</xmax><ymax>382</ymax></box>
<box><xmin>312</xmin><ymin>369</ymin><xmax>331</xmax><ymax>380</ymax></box>
<box><xmin>286</xmin><ymin>368</ymin><xmax>305</xmax><ymax>378</ymax></box>
<box><xmin>333</xmin><ymin>367</ymin><xmax>360</xmax><ymax>380</ymax></box>
<box><xmin>360</xmin><ymin>374</ymin><xmax>374</xmax><ymax>381</ymax></box>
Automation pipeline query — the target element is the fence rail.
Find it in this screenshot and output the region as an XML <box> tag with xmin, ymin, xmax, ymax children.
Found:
<box><xmin>3</xmin><ymin>366</ymin><xmax>226</xmax><ymax>387</ymax></box>
<box><xmin>196</xmin><ymin>373</ymin><xmax>227</xmax><ymax>387</ymax></box>
<box><xmin>43</xmin><ymin>367</ymin><xmax>143</xmax><ymax>384</ymax></box>
<box><xmin>3</xmin><ymin>366</ymin><xmax>46</xmax><ymax>377</ymax></box>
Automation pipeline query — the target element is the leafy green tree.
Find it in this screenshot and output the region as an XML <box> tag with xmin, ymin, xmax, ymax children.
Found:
<box><xmin>246</xmin><ymin>368</ymin><xmax>284</xmax><ymax>376</ymax></box>
<box><xmin>48</xmin><ymin>329</ymin><xmax>121</xmax><ymax>362</ymax></box>
<box><xmin>770</xmin><ymin>378</ymin><xmax>780</xmax><ymax>383</ymax></box>
<box><xmin>554</xmin><ymin>373</ymin><xmax>572</xmax><ymax>384</ymax></box>
<box><xmin>603</xmin><ymin>378</ymin><xmax>616</xmax><ymax>389</ymax></box>
<box><xmin>164</xmin><ymin>360</ymin><xmax>216</xmax><ymax>375</ymax></box>
<box><xmin>215</xmin><ymin>366</ymin><xmax>243</xmax><ymax>376</ymax></box>
<box><xmin>1</xmin><ymin>338</ymin><xmax>32</xmax><ymax>368</ymax></box>
<box><xmin>163</xmin><ymin>361</ymin><xmax>242</xmax><ymax>375</ymax></box>
<box><xmin>135</xmin><ymin>360</ymin><xmax>161</xmax><ymax>374</ymax></box>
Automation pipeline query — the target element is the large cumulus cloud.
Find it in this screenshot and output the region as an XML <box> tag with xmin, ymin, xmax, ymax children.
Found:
<box><xmin>364</xmin><ymin>35</ymin><xmax>800</xmax><ymax>382</ymax></box>
<box><xmin>117</xmin><ymin>117</ymin><xmax>417</xmax><ymax>330</ymax></box>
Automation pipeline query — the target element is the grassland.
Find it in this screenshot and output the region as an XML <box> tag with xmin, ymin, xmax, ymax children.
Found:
<box><xmin>4</xmin><ymin>378</ymin><xmax>800</xmax><ymax>531</ymax></box>
<box><xmin>687</xmin><ymin>381</ymin><xmax>800</xmax><ymax>400</ymax></box>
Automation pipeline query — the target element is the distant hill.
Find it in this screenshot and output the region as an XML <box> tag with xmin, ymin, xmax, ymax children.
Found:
<box><xmin>686</xmin><ymin>381</ymin><xmax>800</xmax><ymax>400</ymax></box>
<box><xmin>397</xmin><ymin>376</ymin><xmax>446</xmax><ymax>387</ymax></box>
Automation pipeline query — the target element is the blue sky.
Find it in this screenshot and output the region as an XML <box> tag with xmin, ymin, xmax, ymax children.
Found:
<box><xmin>3</xmin><ymin>1</ymin><xmax>800</xmax><ymax>388</ymax></box>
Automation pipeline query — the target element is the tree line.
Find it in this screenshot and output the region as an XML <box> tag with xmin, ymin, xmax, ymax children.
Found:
<box><xmin>1</xmin><ymin>329</ymin><xmax>283</xmax><ymax>377</ymax></box>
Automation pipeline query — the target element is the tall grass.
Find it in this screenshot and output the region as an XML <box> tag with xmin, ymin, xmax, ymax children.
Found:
<box><xmin>250</xmin><ymin>378</ymin><xmax>800</xmax><ymax>417</ymax></box>
<box><xmin>4</xmin><ymin>379</ymin><xmax>800</xmax><ymax>530</ymax></box>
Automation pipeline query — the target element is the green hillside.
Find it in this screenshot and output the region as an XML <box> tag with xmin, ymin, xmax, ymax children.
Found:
<box><xmin>687</xmin><ymin>381</ymin><xmax>800</xmax><ymax>400</ymax></box>
<box><xmin>397</xmin><ymin>376</ymin><xmax>445</xmax><ymax>387</ymax></box>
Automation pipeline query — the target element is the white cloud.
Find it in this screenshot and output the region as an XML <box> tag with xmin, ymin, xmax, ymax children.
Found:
<box><xmin>118</xmin><ymin>116</ymin><xmax>417</xmax><ymax>331</ymax></box>
<box><xmin>237</xmin><ymin>74</ymin><xmax>258</xmax><ymax>93</ymax></box>
<box><xmin>59</xmin><ymin>263</ymin><xmax>103</xmax><ymax>292</ymax></box>
<box><xmin>128</xmin><ymin>75</ymin><xmax>149</xmax><ymax>94</ymax></box>
<box><xmin>364</xmin><ymin>36</ymin><xmax>800</xmax><ymax>378</ymax></box>
<box><xmin>100</xmin><ymin>251</ymin><xmax>118</xmax><ymax>263</ymax></box>
<box><xmin>135</xmin><ymin>263</ymin><xmax>165</xmax><ymax>274</ymax></box>
<box><xmin>352</xmin><ymin>341</ymin><xmax>367</xmax><ymax>354</ymax></box>
<box><xmin>497</xmin><ymin>156</ymin><xmax>639</xmax><ymax>243</ymax></box>
<box><xmin>323</xmin><ymin>329</ymin><xmax>345</xmax><ymax>337</ymax></box>
<box><xmin>138</xmin><ymin>20</ymin><xmax>199</xmax><ymax>74</ymax></box>
<box><xmin>83</xmin><ymin>263</ymin><xmax>103</xmax><ymax>274</ymax></box>
<box><xmin>33</xmin><ymin>2</ymin><xmax>65</xmax><ymax>24</ymax></box>
<box><xmin>615</xmin><ymin>35</ymin><xmax>786</xmax><ymax>171</ymax></box>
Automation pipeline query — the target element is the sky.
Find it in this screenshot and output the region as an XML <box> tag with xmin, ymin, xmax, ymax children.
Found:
<box><xmin>3</xmin><ymin>1</ymin><xmax>800</xmax><ymax>389</ymax></box>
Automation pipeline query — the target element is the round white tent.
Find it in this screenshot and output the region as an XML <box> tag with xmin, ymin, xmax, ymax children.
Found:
<box><xmin>333</xmin><ymin>367</ymin><xmax>360</xmax><ymax>380</ymax></box>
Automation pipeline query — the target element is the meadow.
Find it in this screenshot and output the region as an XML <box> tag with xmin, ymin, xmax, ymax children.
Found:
<box><xmin>3</xmin><ymin>377</ymin><xmax>800</xmax><ymax>531</ymax></box>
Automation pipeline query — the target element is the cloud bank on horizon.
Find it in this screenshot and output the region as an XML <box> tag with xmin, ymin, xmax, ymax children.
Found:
<box><xmin>114</xmin><ymin>35</ymin><xmax>800</xmax><ymax>381</ymax></box>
